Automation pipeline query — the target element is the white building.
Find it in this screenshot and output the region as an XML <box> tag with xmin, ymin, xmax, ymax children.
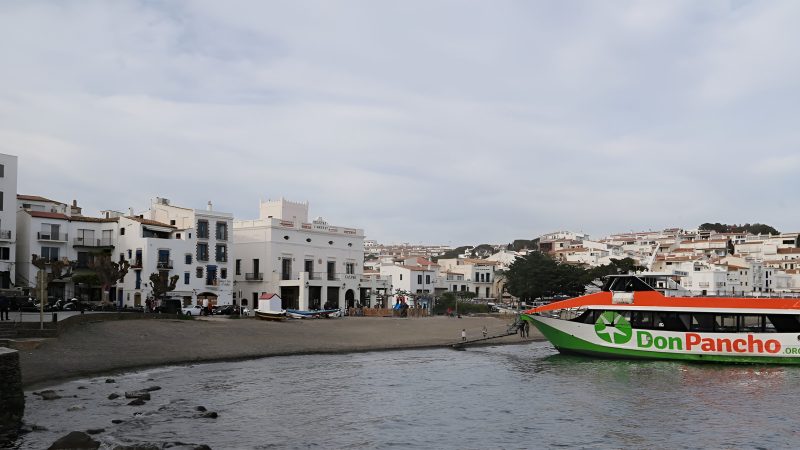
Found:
<box><xmin>148</xmin><ymin>197</ymin><xmax>234</xmax><ymax>306</ymax></box>
<box><xmin>0</xmin><ymin>154</ymin><xmax>17</xmax><ymax>289</ymax></box>
<box><xmin>437</xmin><ymin>258</ymin><xmax>499</xmax><ymax>299</ymax></box>
<box><xmin>233</xmin><ymin>199</ymin><xmax>390</xmax><ymax>311</ymax></box>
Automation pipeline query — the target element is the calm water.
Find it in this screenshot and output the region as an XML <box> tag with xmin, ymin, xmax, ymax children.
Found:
<box><xmin>12</xmin><ymin>342</ymin><xmax>800</xmax><ymax>449</ymax></box>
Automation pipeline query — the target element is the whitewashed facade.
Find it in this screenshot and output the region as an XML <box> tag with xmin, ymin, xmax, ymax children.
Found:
<box><xmin>0</xmin><ymin>154</ymin><xmax>17</xmax><ymax>289</ymax></box>
<box><xmin>233</xmin><ymin>199</ymin><xmax>390</xmax><ymax>311</ymax></box>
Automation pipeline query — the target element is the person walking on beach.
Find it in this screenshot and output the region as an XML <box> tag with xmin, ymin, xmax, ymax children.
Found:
<box><xmin>461</xmin><ymin>329</ymin><xmax>467</xmax><ymax>341</ymax></box>
<box><xmin>518</xmin><ymin>321</ymin><xmax>525</xmax><ymax>338</ymax></box>
<box><xmin>482</xmin><ymin>325</ymin><xmax>487</xmax><ymax>339</ymax></box>
<box><xmin>0</xmin><ymin>295</ymin><xmax>9</xmax><ymax>321</ymax></box>
<box><xmin>524</xmin><ymin>320</ymin><xmax>530</xmax><ymax>338</ymax></box>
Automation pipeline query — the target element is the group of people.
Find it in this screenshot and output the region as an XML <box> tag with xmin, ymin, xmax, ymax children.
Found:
<box><xmin>518</xmin><ymin>319</ymin><xmax>530</xmax><ymax>338</ymax></box>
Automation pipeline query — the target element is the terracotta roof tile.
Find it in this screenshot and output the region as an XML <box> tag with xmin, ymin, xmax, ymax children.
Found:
<box><xmin>17</xmin><ymin>194</ymin><xmax>65</xmax><ymax>204</ymax></box>
<box><xmin>126</xmin><ymin>216</ymin><xmax>176</xmax><ymax>229</ymax></box>
<box><xmin>27</xmin><ymin>211</ymin><xmax>69</xmax><ymax>220</ymax></box>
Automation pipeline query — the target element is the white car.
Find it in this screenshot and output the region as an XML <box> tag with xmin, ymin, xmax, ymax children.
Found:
<box><xmin>181</xmin><ymin>305</ymin><xmax>205</xmax><ymax>316</ymax></box>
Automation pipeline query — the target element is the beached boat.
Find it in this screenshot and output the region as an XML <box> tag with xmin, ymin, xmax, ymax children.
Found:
<box><xmin>255</xmin><ymin>293</ymin><xmax>287</xmax><ymax>321</ymax></box>
<box><xmin>255</xmin><ymin>310</ymin><xmax>286</xmax><ymax>321</ymax></box>
<box><xmin>525</xmin><ymin>273</ymin><xmax>800</xmax><ymax>364</ymax></box>
<box><xmin>286</xmin><ymin>308</ymin><xmax>341</xmax><ymax>319</ymax></box>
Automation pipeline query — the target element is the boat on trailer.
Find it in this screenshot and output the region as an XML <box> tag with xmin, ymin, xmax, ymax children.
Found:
<box><xmin>524</xmin><ymin>273</ymin><xmax>800</xmax><ymax>364</ymax></box>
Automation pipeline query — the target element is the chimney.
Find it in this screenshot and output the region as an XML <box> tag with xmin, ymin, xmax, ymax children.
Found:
<box><xmin>207</xmin><ymin>201</ymin><xmax>213</xmax><ymax>211</ymax></box>
<box><xmin>128</xmin><ymin>207</ymin><xmax>134</xmax><ymax>216</ymax></box>
<box><xmin>70</xmin><ymin>199</ymin><xmax>82</xmax><ymax>216</ymax></box>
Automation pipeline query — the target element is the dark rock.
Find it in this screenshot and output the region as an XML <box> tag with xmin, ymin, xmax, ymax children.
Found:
<box><xmin>78</xmin><ymin>386</ymin><xmax>88</xmax><ymax>390</ymax></box>
<box><xmin>85</xmin><ymin>428</ymin><xmax>105</xmax><ymax>435</ymax></box>
<box><xmin>201</xmin><ymin>411</ymin><xmax>218</xmax><ymax>419</ymax></box>
<box><xmin>38</xmin><ymin>390</ymin><xmax>61</xmax><ymax>400</ymax></box>
<box><xmin>127</xmin><ymin>398</ymin><xmax>146</xmax><ymax>406</ymax></box>
<box><xmin>194</xmin><ymin>406</ymin><xmax>207</xmax><ymax>412</ymax></box>
<box><xmin>108</xmin><ymin>393</ymin><xmax>120</xmax><ymax>400</ymax></box>
<box><xmin>111</xmin><ymin>419</ymin><xmax>124</xmax><ymax>424</ymax></box>
<box><xmin>105</xmin><ymin>378</ymin><xmax>115</xmax><ymax>383</ymax></box>
<box><xmin>47</xmin><ymin>431</ymin><xmax>100</xmax><ymax>449</ymax></box>
<box><xmin>124</xmin><ymin>391</ymin><xmax>151</xmax><ymax>400</ymax></box>
<box><xmin>67</xmin><ymin>405</ymin><xmax>86</xmax><ymax>412</ymax></box>
<box><xmin>31</xmin><ymin>424</ymin><xmax>48</xmax><ymax>431</ymax></box>
<box><xmin>147</xmin><ymin>378</ymin><xmax>154</xmax><ymax>381</ymax></box>
<box><xmin>143</xmin><ymin>386</ymin><xmax>161</xmax><ymax>392</ymax></box>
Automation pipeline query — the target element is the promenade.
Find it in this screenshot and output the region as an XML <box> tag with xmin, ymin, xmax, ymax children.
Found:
<box><xmin>18</xmin><ymin>315</ymin><xmax>543</xmax><ymax>388</ymax></box>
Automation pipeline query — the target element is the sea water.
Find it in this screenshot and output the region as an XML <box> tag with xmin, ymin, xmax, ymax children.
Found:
<box><xmin>12</xmin><ymin>342</ymin><xmax>800</xmax><ymax>449</ymax></box>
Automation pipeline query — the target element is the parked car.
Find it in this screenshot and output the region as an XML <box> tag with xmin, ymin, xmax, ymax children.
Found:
<box><xmin>213</xmin><ymin>305</ymin><xmax>238</xmax><ymax>315</ymax></box>
<box><xmin>181</xmin><ymin>304</ymin><xmax>205</xmax><ymax>316</ymax></box>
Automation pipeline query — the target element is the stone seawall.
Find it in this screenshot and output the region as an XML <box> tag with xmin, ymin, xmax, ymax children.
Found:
<box><xmin>0</xmin><ymin>348</ymin><xmax>24</xmax><ymax>442</ymax></box>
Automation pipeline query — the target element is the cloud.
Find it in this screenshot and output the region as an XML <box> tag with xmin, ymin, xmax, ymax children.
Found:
<box><xmin>2</xmin><ymin>1</ymin><xmax>800</xmax><ymax>244</ymax></box>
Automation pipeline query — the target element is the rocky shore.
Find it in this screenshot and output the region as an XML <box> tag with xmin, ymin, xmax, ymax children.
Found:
<box><xmin>19</xmin><ymin>315</ymin><xmax>542</xmax><ymax>388</ymax></box>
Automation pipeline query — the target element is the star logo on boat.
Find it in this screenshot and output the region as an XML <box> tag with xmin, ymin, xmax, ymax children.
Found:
<box><xmin>594</xmin><ymin>311</ymin><xmax>633</xmax><ymax>344</ymax></box>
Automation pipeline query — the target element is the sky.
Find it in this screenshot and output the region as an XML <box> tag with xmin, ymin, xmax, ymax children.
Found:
<box><xmin>2</xmin><ymin>1</ymin><xmax>800</xmax><ymax>246</ymax></box>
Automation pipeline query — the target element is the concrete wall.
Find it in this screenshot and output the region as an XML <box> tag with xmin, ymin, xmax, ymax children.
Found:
<box><xmin>0</xmin><ymin>348</ymin><xmax>24</xmax><ymax>440</ymax></box>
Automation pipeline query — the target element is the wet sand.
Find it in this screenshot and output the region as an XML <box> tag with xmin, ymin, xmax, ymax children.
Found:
<box><xmin>18</xmin><ymin>315</ymin><xmax>542</xmax><ymax>387</ymax></box>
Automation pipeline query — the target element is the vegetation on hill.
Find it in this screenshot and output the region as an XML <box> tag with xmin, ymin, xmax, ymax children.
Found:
<box><xmin>699</xmin><ymin>222</ymin><xmax>779</xmax><ymax>235</ymax></box>
<box><xmin>504</xmin><ymin>253</ymin><xmax>643</xmax><ymax>301</ymax></box>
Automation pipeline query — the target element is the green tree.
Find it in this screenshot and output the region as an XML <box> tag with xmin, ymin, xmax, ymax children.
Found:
<box><xmin>31</xmin><ymin>255</ymin><xmax>76</xmax><ymax>303</ymax></box>
<box><xmin>504</xmin><ymin>252</ymin><xmax>588</xmax><ymax>301</ymax></box>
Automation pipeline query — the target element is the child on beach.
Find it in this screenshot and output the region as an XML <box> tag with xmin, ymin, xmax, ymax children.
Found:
<box><xmin>461</xmin><ymin>329</ymin><xmax>466</xmax><ymax>341</ymax></box>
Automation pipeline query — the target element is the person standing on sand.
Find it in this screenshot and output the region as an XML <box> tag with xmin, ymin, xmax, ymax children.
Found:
<box><xmin>482</xmin><ymin>325</ymin><xmax>487</xmax><ymax>339</ymax></box>
<box><xmin>524</xmin><ymin>320</ymin><xmax>530</xmax><ymax>338</ymax></box>
<box><xmin>0</xmin><ymin>295</ymin><xmax>9</xmax><ymax>321</ymax></box>
<box><xmin>461</xmin><ymin>329</ymin><xmax>466</xmax><ymax>341</ymax></box>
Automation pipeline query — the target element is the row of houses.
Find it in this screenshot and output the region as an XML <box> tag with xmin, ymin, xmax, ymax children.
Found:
<box><xmin>1</xmin><ymin>153</ymin><xmax>399</xmax><ymax>311</ymax></box>
<box><xmin>539</xmin><ymin>228</ymin><xmax>800</xmax><ymax>296</ymax></box>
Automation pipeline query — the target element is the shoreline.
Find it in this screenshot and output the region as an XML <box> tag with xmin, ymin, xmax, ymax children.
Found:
<box><xmin>18</xmin><ymin>316</ymin><xmax>543</xmax><ymax>389</ymax></box>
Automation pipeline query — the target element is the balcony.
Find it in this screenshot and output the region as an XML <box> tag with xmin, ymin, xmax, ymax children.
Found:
<box><xmin>206</xmin><ymin>278</ymin><xmax>219</xmax><ymax>287</ymax></box>
<box><xmin>130</xmin><ymin>259</ymin><xmax>143</xmax><ymax>269</ymax></box>
<box><xmin>157</xmin><ymin>260</ymin><xmax>173</xmax><ymax>270</ymax></box>
<box><xmin>37</xmin><ymin>232</ymin><xmax>68</xmax><ymax>242</ymax></box>
<box><xmin>244</xmin><ymin>273</ymin><xmax>263</xmax><ymax>281</ymax></box>
<box><xmin>0</xmin><ymin>230</ymin><xmax>11</xmax><ymax>240</ymax></box>
<box><xmin>73</xmin><ymin>237</ymin><xmax>114</xmax><ymax>247</ymax></box>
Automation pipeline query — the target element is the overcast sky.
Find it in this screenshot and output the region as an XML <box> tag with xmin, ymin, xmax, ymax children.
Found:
<box><xmin>2</xmin><ymin>1</ymin><xmax>800</xmax><ymax>246</ymax></box>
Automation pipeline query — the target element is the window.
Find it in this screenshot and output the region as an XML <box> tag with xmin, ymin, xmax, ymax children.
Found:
<box><xmin>0</xmin><ymin>247</ymin><xmax>9</xmax><ymax>260</ymax></box>
<box><xmin>426</xmin><ymin>275</ymin><xmax>431</xmax><ymax>284</ymax></box>
<box><xmin>216</xmin><ymin>244</ymin><xmax>227</xmax><ymax>262</ymax></box>
<box><xmin>184</xmin><ymin>272</ymin><xmax>190</xmax><ymax>285</ymax></box>
<box><xmin>400</xmin><ymin>274</ymin><xmax>403</xmax><ymax>281</ymax></box>
<box><xmin>135</xmin><ymin>271</ymin><xmax>141</xmax><ymax>289</ymax></box>
<box><xmin>0</xmin><ymin>164</ymin><xmax>4</xmax><ymax>177</ymax></box>
<box><xmin>0</xmin><ymin>191</ymin><xmax>3</xmax><ymax>211</ymax></box>
<box><xmin>197</xmin><ymin>220</ymin><xmax>209</xmax><ymax>239</ymax></box>
<box><xmin>304</xmin><ymin>259</ymin><xmax>313</xmax><ymax>275</ymax></box>
<box><xmin>216</xmin><ymin>222</ymin><xmax>227</xmax><ymax>240</ymax></box>
<box><xmin>327</xmin><ymin>261</ymin><xmax>336</xmax><ymax>280</ymax></box>
<box><xmin>170</xmin><ymin>220</ymin><xmax>176</xmax><ymax>226</ymax></box>
<box><xmin>185</xmin><ymin>254</ymin><xmax>192</xmax><ymax>264</ymax></box>
<box><xmin>346</xmin><ymin>262</ymin><xmax>355</xmax><ymax>274</ymax></box>
<box><xmin>417</xmin><ymin>274</ymin><xmax>422</xmax><ymax>284</ymax></box>
<box><xmin>77</xmin><ymin>252</ymin><xmax>90</xmax><ymax>268</ymax></box>
<box><xmin>41</xmin><ymin>247</ymin><xmax>59</xmax><ymax>261</ymax></box>
<box><xmin>235</xmin><ymin>259</ymin><xmax>241</xmax><ymax>275</ymax></box>
<box><xmin>120</xmin><ymin>228</ymin><xmax>125</xmax><ymax>235</ymax></box>
<box><xmin>197</xmin><ymin>243</ymin><xmax>209</xmax><ymax>261</ymax></box>
<box><xmin>221</xmin><ymin>268</ymin><xmax>227</xmax><ymax>279</ymax></box>
<box><xmin>282</xmin><ymin>259</ymin><xmax>292</xmax><ymax>280</ymax></box>
<box><xmin>196</xmin><ymin>267</ymin><xmax>204</xmax><ymax>278</ymax></box>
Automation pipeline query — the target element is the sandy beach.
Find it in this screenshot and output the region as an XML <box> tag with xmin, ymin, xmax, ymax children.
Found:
<box><xmin>18</xmin><ymin>315</ymin><xmax>543</xmax><ymax>388</ymax></box>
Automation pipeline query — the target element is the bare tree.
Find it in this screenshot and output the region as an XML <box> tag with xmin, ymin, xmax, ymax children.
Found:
<box><xmin>31</xmin><ymin>255</ymin><xmax>75</xmax><ymax>303</ymax></box>
<box><xmin>88</xmin><ymin>254</ymin><xmax>130</xmax><ymax>306</ymax></box>
<box><xmin>149</xmin><ymin>272</ymin><xmax>179</xmax><ymax>308</ymax></box>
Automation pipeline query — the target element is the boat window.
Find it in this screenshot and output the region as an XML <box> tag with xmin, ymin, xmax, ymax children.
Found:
<box><xmin>764</xmin><ymin>316</ymin><xmax>777</xmax><ymax>333</ymax></box>
<box><xmin>603</xmin><ymin>276</ymin><xmax>656</xmax><ymax>292</ymax></box>
<box><xmin>571</xmin><ymin>309</ymin><xmax>594</xmax><ymax>323</ymax></box>
<box><xmin>715</xmin><ymin>314</ymin><xmax>737</xmax><ymax>332</ymax></box>
<box><xmin>740</xmin><ymin>315</ymin><xmax>763</xmax><ymax>333</ymax></box>
<box><xmin>631</xmin><ymin>311</ymin><xmax>653</xmax><ymax>328</ymax></box>
<box><xmin>766</xmin><ymin>314</ymin><xmax>800</xmax><ymax>333</ymax></box>
<box><xmin>690</xmin><ymin>313</ymin><xmax>715</xmax><ymax>332</ymax></box>
<box><xmin>653</xmin><ymin>312</ymin><xmax>688</xmax><ymax>332</ymax></box>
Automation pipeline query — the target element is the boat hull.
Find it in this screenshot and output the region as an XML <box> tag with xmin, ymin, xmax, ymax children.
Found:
<box><xmin>526</xmin><ymin>314</ymin><xmax>800</xmax><ymax>364</ymax></box>
<box><xmin>255</xmin><ymin>311</ymin><xmax>286</xmax><ymax>321</ymax></box>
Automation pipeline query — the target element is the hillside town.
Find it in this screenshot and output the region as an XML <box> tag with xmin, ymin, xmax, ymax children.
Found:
<box><xmin>3</xmin><ymin>151</ymin><xmax>800</xmax><ymax>316</ymax></box>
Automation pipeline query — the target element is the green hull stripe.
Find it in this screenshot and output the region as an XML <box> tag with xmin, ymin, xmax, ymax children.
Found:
<box><xmin>524</xmin><ymin>314</ymin><xmax>800</xmax><ymax>364</ymax></box>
